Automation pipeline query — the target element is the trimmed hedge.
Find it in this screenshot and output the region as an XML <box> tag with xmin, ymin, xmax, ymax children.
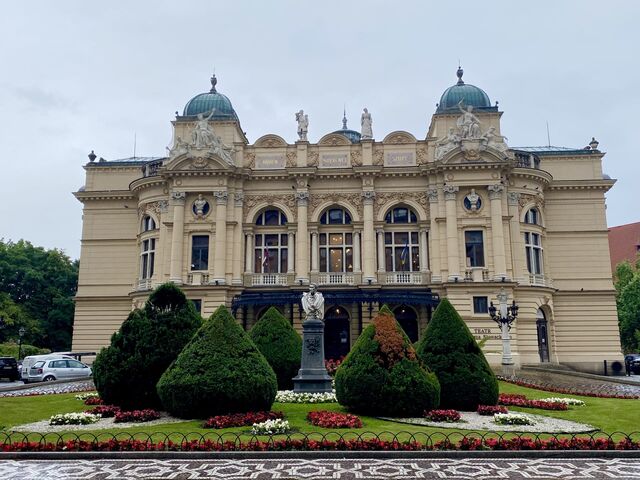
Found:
<box><xmin>416</xmin><ymin>298</ymin><xmax>499</xmax><ymax>411</ymax></box>
<box><xmin>335</xmin><ymin>305</ymin><xmax>440</xmax><ymax>416</ymax></box>
<box><xmin>157</xmin><ymin>305</ymin><xmax>277</xmax><ymax>419</ymax></box>
<box><xmin>249</xmin><ymin>307</ymin><xmax>302</xmax><ymax>390</ymax></box>
<box><xmin>92</xmin><ymin>283</ymin><xmax>201</xmax><ymax>410</ymax></box>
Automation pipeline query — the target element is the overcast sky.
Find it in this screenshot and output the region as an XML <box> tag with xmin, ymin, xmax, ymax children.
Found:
<box><xmin>1</xmin><ymin>1</ymin><xmax>637</xmax><ymax>260</ymax></box>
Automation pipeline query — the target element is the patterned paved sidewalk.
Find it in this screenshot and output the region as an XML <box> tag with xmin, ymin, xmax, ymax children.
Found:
<box><xmin>511</xmin><ymin>370</ymin><xmax>640</xmax><ymax>397</ymax></box>
<box><xmin>2</xmin><ymin>458</ymin><xmax>640</xmax><ymax>479</ymax></box>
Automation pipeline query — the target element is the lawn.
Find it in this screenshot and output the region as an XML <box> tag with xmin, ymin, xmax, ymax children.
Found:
<box><xmin>1</xmin><ymin>381</ymin><xmax>638</xmax><ymax>443</ymax></box>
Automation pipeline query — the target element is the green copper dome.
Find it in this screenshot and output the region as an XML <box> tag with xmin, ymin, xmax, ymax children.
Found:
<box><xmin>183</xmin><ymin>75</ymin><xmax>238</xmax><ymax>120</ymax></box>
<box><xmin>436</xmin><ymin>67</ymin><xmax>495</xmax><ymax>113</ymax></box>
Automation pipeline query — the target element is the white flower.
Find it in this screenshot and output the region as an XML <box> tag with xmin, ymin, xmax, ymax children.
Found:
<box><xmin>250</xmin><ymin>419</ymin><xmax>290</xmax><ymax>435</ymax></box>
<box><xmin>275</xmin><ymin>390</ymin><xmax>337</xmax><ymax>404</ymax></box>
<box><xmin>49</xmin><ymin>412</ymin><xmax>101</xmax><ymax>426</ymax></box>
<box><xmin>539</xmin><ymin>397</ymin><xmax>585</xmax><ymax>406</ymax></box>
<box><xmin>74</xmin><ymin>392</ymin><xmax>99</xmax><ymax>401</ymax></box>
<box><xmin>494</xmin><ymin>413</ymin><xmax>535</xmax><ymax>426</ymax></box>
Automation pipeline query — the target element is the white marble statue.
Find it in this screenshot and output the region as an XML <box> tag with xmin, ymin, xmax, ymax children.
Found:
<box><xmin>361</xmin><ymin>108</ymin><xmax>373</xmax><ymax>139</ymax></box>
<box><xmin>296</xmin><ymin>110</ymin><xmax>309</xmax><ymax>141</ymax></box>
<box><xmin>301</xmin><ymin>283</ymin><xmax>324</xmax><ymax>320</ymax></box>
<box><xmin>194</xmin><ymin>194</ymin><xmax>207</xmax><ymax>216</ymax></box>
<box><xmin>169</xmin><ymin>136</ymin><xmax>190</xmax><ymax>157</ymax></box>
<box><xmin>457</xmin><ymin>101</ymin><xmax>482</xmax><ymax>139</ymax></box>
<box><xmin>466</xmin><ymin>189</ymin><xmax>481</xmax><ymax>211</ymax></box>
<box><xmin>482</xmin><ymin>127</ymin><xmax>509</xmax><ymax>151</ymax></box>
<box><xmin>192</xmin><ymin>110</ymin><xmax>216</xmax><ymax>148</ymax></box>
<box><xmin>435</xmin><ymin>127</ymin><xmax>461</xmax><ymax>160</ymax></box>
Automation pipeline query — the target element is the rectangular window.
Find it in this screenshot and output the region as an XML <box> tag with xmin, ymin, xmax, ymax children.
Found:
<box><xmin>140</xmin><ymin>238</ymin><xmax>156</xmax><ymax>279</ymax></box>
<box><xmin>465</xmin><ymin>230</ymin><xmax>485</xmax><ymax>267</ymax></box>
<box><xmin>525</xmin><ymin>232</ymin><xmax>543</xmax><ymax>275</ymax></box>
<box><xmin>191</xmin><ymin>235</ymin><xmax>209</xmax><ymax>271</ymax></box>
<box><xmin>190</xmin><ymin>299</ymin><xmax>202</xmax><ymax>314</ymax></box>
<box><xmin>473</xmin><ymin>296</ymin><xmax>488</xmax><ymax>314</ymax></box>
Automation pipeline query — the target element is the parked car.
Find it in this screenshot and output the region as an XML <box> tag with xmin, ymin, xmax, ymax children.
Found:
<box><xmin>21</xmin><ymin>354</ymin><xmax>75</xmax><ymax>383</ymax></box>
<box><xmin>26</xmin><ymin>357</ymin><xmax>92</xmax><ymax>383</ymax></box>
<box><xmin>0</xmin><ymin>357</ymin><xmax>19</xmax><ymax>381</ymax></box>
<box><xmin>625</xmin><ymin>354</ymin><xmax>640</xmax><ymax>375</ymax></box>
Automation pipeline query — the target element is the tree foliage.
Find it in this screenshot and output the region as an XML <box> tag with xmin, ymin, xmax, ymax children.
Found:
<box><xmin>92</xmin><ymin>283</ymin><xmax>201</xmax><ymax>410</ymax></box>
<box><xmin>249</xmin><ymin>307</ymin><xmax>301</xmax><ymax>389</ymax></box>
<box><xmin>335</xmin><ymin>306</ymin><xmax>440</xmax><ymax>416</ymax></box>
<box><xmin>0</xmin><ymin>240</ymin><xmax>78</xmax><ymax>351</ymax></box>
<box><xmin>157</xmin><ymin>305</ymin><xmax>277</xmax><ymax>419</ymax></box>
<box><xmin>615</xmin><ymin>259</ymin><xmax>640</xmax><ymax>353</ymax></box>
<box><xmin>416</xmin><ymin>298</ymin><xmax>499</xmax><ymax>411</ymax></box>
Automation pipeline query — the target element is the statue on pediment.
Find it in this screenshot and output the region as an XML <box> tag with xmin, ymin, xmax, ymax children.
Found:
<box><xmin>296</xmin><ymin>110</ymin><xmax>309</xmax><ymax>141</ymax></box>
<box><xmin>482</xmin><ymin>127</ymin><xmax>509</xmax><ymax>152</ymax></box>
<box><xmin>361</xmin><ymin>108</ymin><xmax>373</xmax><ymax>139</ymax></box>
<box><xmin>435</xmin><ymin>128</ymin><xmax>461</xmax><ymax>160</ymax></box>
<box><xmin>457</xmin><ymin>101</ymin><xmax>482</xmax><ymax>139</ymax></box>
<box><xmin>192</xmin><ymin>110</ymin><xmax>216</xmax><ymax>148</ymax></box>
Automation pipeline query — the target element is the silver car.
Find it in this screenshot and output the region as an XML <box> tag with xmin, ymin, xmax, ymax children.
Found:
<box><xmin>27</xmin><ymin>358</ymin><xmax>92</xmax><ymax>382</ymax></box>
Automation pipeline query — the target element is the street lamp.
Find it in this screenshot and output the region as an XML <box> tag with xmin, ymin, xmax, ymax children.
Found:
<box><xmin>18</xmin><ymin>327</ymin><xmax>26</xmax><ymax>360</ymax></box>
<box><xmin>488</xmin><ymin>288</ymin><xmax>519</xmax><ymax>376</ymax></box>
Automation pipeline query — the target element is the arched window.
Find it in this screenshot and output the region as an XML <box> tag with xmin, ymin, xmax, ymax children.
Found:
<box><xmin>142</xmin><ymin>215</ymin><xmax>156</xmax><ymax>232</ymax></box>
<box><xmin>254</xmin><ymin>208</ymin><xmax>288</xmax><ymax>273</ymax></box>
<box><xmin>524</xmin><ymin>208</ymin><xmax>540</xmax><ymax>225</ymax></box>
<box><xmin>319</xmin><ymin>208</ymin><xmax>353</xmax><ymax>273</ymax></box>
<box><xmin>384</xmin><ymin>206</ymin><xmax>420</xmax><ymax>272</ymax></box>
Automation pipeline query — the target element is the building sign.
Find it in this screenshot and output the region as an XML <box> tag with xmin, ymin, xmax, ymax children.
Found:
<box><xmin>320</xmin><ymin>153</ymin><xmax>349</xmax><ymax>168</ymax></box>
<box><xmin>473</xmin><ymin>327</ymin><xmax>501</xmax><ymax>341</ymax></box>
<box><xmin>385</xmin><ymin>151</ymin><xmax>416</xmax><ymax>167</ymax></box>
<box><xmin>255</xmin><ymin>154</ymin><xmax>285</xmax><ymax>170</ymax></box>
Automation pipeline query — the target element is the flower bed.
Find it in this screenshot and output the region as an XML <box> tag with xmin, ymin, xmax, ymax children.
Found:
<box><xmin>424</xmin><ymin>409</ymin><xmax>461</xmax><ymax>422</ymax></box>
<box><xmin>49</xmin><ymin>413</ymin><xmax>101</xmax><ymax>426</ymax></box>
<box><xmin>113</xmin><ymin>409</ymin><xmax>161</xmax><ymax>423</ymax></box>
<box><xmin>498</xmin><ymin>393</ymin><xmax>568</xmax><ymax>410</ymax></box>
<box><xmin>477</xmin><ymin>405</ymin><xmax>508</xmax><ymax>416</ymax></box>
<box><xmin>307</xmin><ymin>410</ymin><xmax>362</xmax><ymax>428</ymax></box>
<box><xmin>75</xmin><ymin>392</ymin><xmax>100</xmax><ymax>401</ymax></box>
<box><xmin>250</xmin><ymin>418</ymin><xmax>290</xmax><ymax>435</ymax></box>
<box><xmin>494</xmin><ymin>413</ymin><xmax>536</xmax><ymax>426</ymax></box>
<box><xmin>498</xmin><ymin>375</ymin><xmax>640</xmax><ymax>399</ymax></box>
<box><xmin>539</xmin><ymin>397</ymin><xmax>585</xmax><ymax>406</ymax></box>
<box><xmin>275</xmin><ymin>390</ymin><xmax>337</xmax><ymax>403</ymax></box>
<box><xmin>325</xmin><ymin>357</ymin><xmax>344</xmax><ymax>376</ymax></box>
<box><xmin>86</xmin><ymin>405</ymin><xmax>121</xmax><ymax>418</ymax></box>
<box><xmin>203</xmin><ymin>411</ymin><xmax>284</xmax><ymax>429</ymax></box>
<box><xmin>83</xmin><ymin>396</ymin><xmax>104</xmax><ymax>406</ymax></box>
<box><xmin>2</xmin><ymin>436</ymin><xmax>639</xmax><ymax>452</ymax></box>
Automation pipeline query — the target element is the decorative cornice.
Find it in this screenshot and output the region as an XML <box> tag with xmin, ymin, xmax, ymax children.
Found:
<box><xmin>74</xmin><ymin>190</ymin><xmax>135</xmax><ymax>202</ymax></box>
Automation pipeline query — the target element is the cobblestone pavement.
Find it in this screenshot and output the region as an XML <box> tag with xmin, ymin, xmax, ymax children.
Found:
<box><xmin>1</xmin><ymin>458</ymin><xmax>640</xmax><ymax>479</ymax></box>
<box><xmin>0</xmin><ymin>381</ymin><xmax>94</xmax><ymax>398</ymax></box>
<box><xmin>512</xmin><ymin>370</ymin><xmax>640</xmax><ymax>397</ymax></box>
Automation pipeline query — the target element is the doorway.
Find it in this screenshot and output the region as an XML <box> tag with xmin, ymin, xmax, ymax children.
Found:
<box><xmin>324</xmin><ymin>305</ymin><xmax>350</xmax><ymax>360</ymax></box>
<box><xmin>536</xmin><ymin>308</ymin><xmax>550</xmax><ymax>362</ymax></box>
<box><xmin>393</xmin><ymin>305</ymin><xmax>419</xmax><ymax>343</ymax></box>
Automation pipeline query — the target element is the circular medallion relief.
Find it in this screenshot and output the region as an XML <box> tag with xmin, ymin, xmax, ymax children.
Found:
<box><xmin>192</xmin><ymin>194</ymin><xmax>210</xmax><ymax>218</ymax></box>
<box><xmin>463</xmin><ymin>189</ymin><xmax>482</xmax><ymax>212</ymax></box>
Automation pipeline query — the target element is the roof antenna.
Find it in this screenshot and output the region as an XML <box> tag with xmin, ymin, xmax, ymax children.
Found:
<box><xmin>342</xmin><ymin>104</ymin><xmax>347</xmax><ymax>129</ymax></box>
<box><xmin>133</xmin><ymin>132</ymin><xmax>137</xmax><ymax>159</ymax></box>
<box><xmin>546</xmin><ymin>121</ymin><xmax>551</xmax><ymax>147</ymax></box>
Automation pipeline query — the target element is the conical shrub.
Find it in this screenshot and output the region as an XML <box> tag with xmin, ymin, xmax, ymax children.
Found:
<box><xmin>157</xmin><ymin>305</ymin><xmax>277</xmax><ymax>418</ymax></box>
<box><xmin>416</xmin><ymin>298</ymin><xmax>499</xmax><ymax>410</ymax></box>
<box><xmin>92</xmin><ymin>283</ymin><xmax>201</xmax><ymax>409</ymax></box>
<box><xmin>335</xmin><ymin>308</ymin><xmax>440</xmax><ymax>416</ymax></box>
<box><xmin>249</xmin><ymin>306</ymin><xmax>301</xmax><ymax>389</ymax></box>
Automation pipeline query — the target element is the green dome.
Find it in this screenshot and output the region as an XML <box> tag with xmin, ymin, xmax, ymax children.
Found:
<box><xmin>331</xmin><ymin>112</ymin><xmax>361</xmax><ymax>143</ymax></box>
<box><xmin>183</xmin><ymin>75</ymin><xmax>238</xmax><ymax>120</ymax></box>
<box><xmin>436</xmin><ymin>68</ymin><xmax>495</xmax><ymax>113</ymax></box>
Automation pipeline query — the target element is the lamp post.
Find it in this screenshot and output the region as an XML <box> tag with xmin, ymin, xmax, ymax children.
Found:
<box><xmin>18</xmin><ymin>327</ymin><xmax>26</xmax><ymax>361</ymax></box>
<box><xmin>488</xmin><ymin>288</ymin><xmax>519</xmax><ymax>376</ymax></box>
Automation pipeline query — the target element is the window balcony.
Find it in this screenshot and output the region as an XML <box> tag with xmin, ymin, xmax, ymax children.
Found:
<box><xmin>316</xmin><ymin>273</ymin><xmax>355</xmax><ymax>286</ymax></box>
<box><xmin>464</xmin><ymin>268</ymin><xmax>490</xmax><ymax>282</ymax></box>
<box><xmin>251</xmin><ymin>273</ymin><xmax>288</xmax><ymax>286</ymax></box>
<box><xmin>384</xmin><ymin>271</ymin><xmax>425</xmax><ymax>285</ymax></box>
<box><xmin>135</xmin><ymin>279</ymin><xmax>152</xmax><ymax>291</ymax></box>
<box><xmin>529</xmin><ymin>274</ymin><xmax>553</xmax><ymax>288</ymax></box>
<box><xmin>187</xmin><ymin>272</ymin><xmax>210</xmax><ymax>286</ymax></box>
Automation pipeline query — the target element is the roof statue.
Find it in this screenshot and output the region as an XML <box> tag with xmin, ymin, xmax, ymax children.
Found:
<box><xmin>361</xmin><ymin>108</ymin><xmax>373</xmax><ymax>139</ymax></box>
<box><xmin>296</xmin><ymin>110</ymin><xmax>309</xmax><ymax>141</ymax></box>
<box><xmin>457</xmin><ymin>101</ymin><xmax>482</xmax><ymax>139</ymax></box>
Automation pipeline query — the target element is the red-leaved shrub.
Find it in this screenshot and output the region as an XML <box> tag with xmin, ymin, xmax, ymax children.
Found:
<box><xmin>307</xmin><ymin>410</ymin><xmax>362</xmax><ymax>428</ymax></box>
<box><xmin>203</xmin><ymin>411</ymin><xmax>284</xmax><ymax>429</ymax></box>
<box><xmin>425</xmin><ymin>409</ymin><xmax>461</xmax><ymax>422</ymax></box>
<box><xmin>477</xmin><ymin>405</ymin><xmax>508</xmax><ymax>416</ymax></box>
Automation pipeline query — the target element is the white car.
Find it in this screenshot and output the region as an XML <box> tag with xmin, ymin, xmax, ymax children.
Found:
<box><xmin>26</xmin><ymin>357</ymin><xmax>92</xmax><ymax>383</ymax></box>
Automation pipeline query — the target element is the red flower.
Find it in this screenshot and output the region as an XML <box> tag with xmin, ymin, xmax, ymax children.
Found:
<box><xmin>477</xmin><ymin>405</ymin><xmax>508</xmax><ymax>415</ymax></box>
<box><xmin>113</xmin><ymin>409</ymin><xmax>161</xmax><ymax>423</ymax></box>
<box><xmin>424</xmin><ymin>409</ymin><xmax>461</xmax><ymax>422</ymax></box>
<box><xmin>83</xmin><ymin>396</ymin><xmax>104</xmax><ymax>406</ymax></box>
<box><xmin>498</xmin><ymin>393</ymin><xmax>568</xmax><ymax>410</ymax></box>
<box><xmin>307</xmin><ymin>410</ymin><xmax>363</xmax><ymax>428</ymax></box>
<box><xmin>203</xmin><ymin>411</ymin><xmax>284</xmax><ymax>429</ymax></box>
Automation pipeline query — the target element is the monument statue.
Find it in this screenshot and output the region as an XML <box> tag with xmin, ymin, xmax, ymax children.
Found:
<box><xmin>465</xmin><ymin>189</ymin><xmax>481</xmax><ymax>211</ymax></box>
<box><xmin>296</xmin><ymin>109</ymin><xmax>309</xmax><ymax>141</ymax></box>
<box><xmin>194</xmin><ymin>194</ymin><xmax>207</xmax><ymax>217</ymax></box>
<box><xmin>301</xmin><ymin>283</ymin><xmax>324</xmax><ymax>320</ymax></box>
<box><xmin>192</xmin><ymin>110</ymin><xmax>216</xmax><ymax>148</ymax></box>
<box><xmin>361</xmin><ymin>108</ymin><xmax>373</xmax><ymax>139</ymax></box>
<box><xmin>457</xmin><ymin>101</ymin><xmax>482</xmax><ymax>139</ymax></box>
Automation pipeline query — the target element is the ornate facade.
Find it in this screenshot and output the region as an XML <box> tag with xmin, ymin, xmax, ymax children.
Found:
<box><xmin>73</xmin><ymin>69</ymin><xmax>622</xmax><ymax>373</ymax></box>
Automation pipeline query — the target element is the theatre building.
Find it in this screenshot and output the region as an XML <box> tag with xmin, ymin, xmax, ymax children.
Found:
<box><xmin>72</xmin><ymin>69</ymin><xmax>623</xmax><ymax>373</ymax></box>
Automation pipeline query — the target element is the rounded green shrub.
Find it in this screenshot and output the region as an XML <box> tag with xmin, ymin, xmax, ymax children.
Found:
<box><xmin>157</xmin><ymin>305</ymin><xmax>278</xmax><ymax>419</ymax></box>
<box><xmin>92</xmin><ymin>283</ymin><xmax>201</xmax><ymax>410</ymax></box>
<box><xmin>335</xmin><ymin>308</ymin><xmax>440</xmax><ymax>416</ymax></box>
<box><xmin>249</xmin><ymin>306</ymin><xmax>301</xmax><ymax>389</ymax></box>
<box><xmin>416</xmin><ymin>298</ymin><xmax>499</xmax><ymax>411</ymax></box>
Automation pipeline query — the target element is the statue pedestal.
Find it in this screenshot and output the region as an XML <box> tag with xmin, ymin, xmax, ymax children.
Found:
<box><xmin>293</xmin><ymin>315</ymin><xmax>333</xmax><ymax>393</ymax></box>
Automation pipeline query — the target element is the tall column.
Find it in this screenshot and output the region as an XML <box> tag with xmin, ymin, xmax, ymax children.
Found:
<box><xmin>376</xmin><ymin>229</ymin><xmax>386</xmax><ymax>273</ymax></box>
<box><xmin>353</xmin><ymin>230</ymin><xmax>361</xmax><ymax>273</ymax></box>
<box><xmin>419</xmin><ymin>229</ymin><xmax>429</xmax><ymax>272</ymax></box>
<box><xmin>443</xmin><ymin>184</ymin><xmax>460</xmax><ymax>281</ymax></box>
<box><xmin>362</xmin><ymin>191</ymin><xmax>376</xmax><ymax>282</ymax></box>
<box><xmin>169</xmin><ymin>191</ymin><xmax>186</xmax><ymax>284</ymax></box>
<box><xmin>488</xmin><ymin>184</ymin><xmax>507</xmax><ymax>280</ymax></box>
<box><xmin>213</xmin><ymin>190</ymin><xmax>228</xmax><ymax>284</ymax></box>
<box><xmin>232</xmin><ymin>192</ymin><xmax>244</xmax><ymax>285</ymax></box>
<box><xmin>295</xmin><ymin>191</ymin><xmax>309</xmax><ymax>284</ymax></box>
<box><xmin>244</xmin><ymin>232</ymin><xmax>254</xmax><ymax>274</ymax></box>
<box><xmin>287</xmin><ymin>231</ymin><xmax>295</xmax><ymax>274</ymax></box>
<box><xmin>427</xmin><ymin>188</ymin><xmax>441</xmax><ymax>280</ymax></box>
<box><xmin>507</xmin><ymin>192</ymin><xmax>526</xmax><ymax>282</ymax></box>
<box><xmin>310</xmin><ymin>231</ymin><xmax>319</xmax><ymax>272</ymax></box>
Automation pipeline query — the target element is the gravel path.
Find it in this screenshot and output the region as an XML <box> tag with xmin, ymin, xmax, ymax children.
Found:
<box><xmin>10</xmin><ymin>413</ymin><xmax>191</xmax><ymax>433</ymax></box>
<box><xmin>0</xmin><ymin>381</ymin><xmax>94</xmax><ymax>398</ymax></box>
<box><xmin>380</xmin><ymin>411</ymin><xmax>597</xmax><ymax>433</ymax></box>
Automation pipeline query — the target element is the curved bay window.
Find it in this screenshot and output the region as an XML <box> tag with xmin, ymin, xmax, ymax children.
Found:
<box><xmin>254</xmin><ymin>209</ymin><xmax>288</xmax><ymax>274</ymax></box>
<box><xmin>384</xmin><ymin>206</ymin><xmax>420</xmax><ymax>272</ymax></box>
<box><xmin>319</xmin><ymin>208</ymin><xmax>353</xmax><ymax>273</ymax></box>
<box><xmin>138</xmin><ymin>215</ymin><xmax>158</xmax><ymax>289</ymax></box>
<box><xmin>525</xmin><ymin>232</ymin><xmax>543</xmax><ymax>275</ymax></box>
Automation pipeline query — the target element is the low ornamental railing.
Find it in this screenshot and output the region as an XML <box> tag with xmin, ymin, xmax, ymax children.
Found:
<box><xmin>317</xmin><ymin>273</ymin><xmax>355</xmax><ymax>286</ymax></box>
<box><xmin>386</xmin><ymin>272</ymin><xmax>423</xmax><ymax>284</ymax></box>
<box><xmin>252</xmin><ymin>273</ymin><xmax>288</xmax><ymax>286</ymax></box>
<box><xmin>1</xmin><ymin>431</ymin><xmax>639</xmax><ymax>452</ymax></box>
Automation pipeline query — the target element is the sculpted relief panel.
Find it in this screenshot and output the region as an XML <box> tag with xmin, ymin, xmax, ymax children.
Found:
<box><xmin>374</xmin><ymin>192</ymin><xmax>428</xmax><ymax>217</ymax></box>
<box><xmin>243</xmin><ymin>194</ymin><xmax>297</xmax><ymax>221</ymax></box>
<box><xmin>310</xmin><ymin>193</ymin><xmax>363</xmax><ymax>219</ymax></box>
